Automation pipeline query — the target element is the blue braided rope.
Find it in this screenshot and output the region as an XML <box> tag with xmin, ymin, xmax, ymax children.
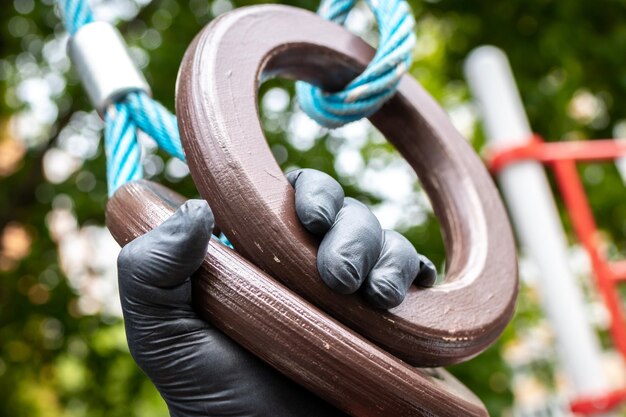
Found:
<box><xmin>103</xmin><ymin>92</ymin><xmax>185</xmax><ymax>193</ymax></box>
<box><xmin>57</xmin><ymin>0</ymin><xmax>414</xmax><ymax>193</ymax></box>
<box><xmin>101</xmin><ymin>92</ymin><xmax>184</xmax><ymax>196</ymax></box>
<box><xmin>59</xmin><ymin>0</ymin><xmax>93</xmax><ymax>35</ymax></box>
<box><xmin>57</xmin><ymin>0</ymin><xmax>185</xmax><ymax>197</ymax></box>
<box><xmin>58</xmin><ymin>0</ymin><xmax>234</xmax><ymax>247</ymax></box>
<box><xmin>296</xmin><ymin>0</ymin><xmax>416</xmax><ymax>128</ymax></box>
<box><xmin>104</xmin><ymin>102</ymin><xmax>143</xmax><ymax>193</ymax></box>
<box><xmin>124</xmin><ymin>92</ymin><xmax>184</xmax><ymax>161</ymax></box>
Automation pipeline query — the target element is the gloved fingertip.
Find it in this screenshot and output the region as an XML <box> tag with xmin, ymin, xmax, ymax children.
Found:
<box><xmin>363</xmin><ymin>279</ymin><xmax>404</xmax><ymax>309</ymax></box>
<box><xmin>361</xmin><ymin>230</ymin><xmax>418</xmax><ymax>309</ymax></box>
<box><xmin>415</xmin><ymin>254</ymin><xmax>437</xmax><ymax>287</ymax></box>
<box><xmin>317</xmin><ymin>259</ymin><xmax>362</xmax><ymax>295</ymax></box>
<box><xmin>118</xmin><ymin>199</ymin><xmax>214</xmax><ymax>289</ymax></box>
<box><xmin>285</xmin><ymin>169</ymin><xmax>303</xmax><ymax>186</ymax></box>
<box><xmin>177</xmin><ymin>199</ymin><xmax>214</xmax><ymax>237</ymax></box>
<box><xmin>298</xmin><ymin>207</ymin><xmax>338</xmax><ymax>235</ymax></box>
<box><xmin>316</xmin><ymin>198</ymin><xmax>382</xmax><ymax>295</ymax></box>
<box><xmin>288</xmin><ymin>168</ymin><xmax>344</xmax><ymax>235</ymax></box>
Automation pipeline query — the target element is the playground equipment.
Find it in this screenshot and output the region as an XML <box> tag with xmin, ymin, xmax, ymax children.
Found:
<box><xmin>104</xmin><ymin>6</ymin><xmax>518</xmax><ymax>417</ymax></box>
<box><xmin>466</xmin><ymin>46</ymin><xmax>626</xmax><ymax>416</ymax></box>
<box><xmin>56</xmin><ymin>0</ymin><xmax>520</xmax><ymax>413</ymax></box>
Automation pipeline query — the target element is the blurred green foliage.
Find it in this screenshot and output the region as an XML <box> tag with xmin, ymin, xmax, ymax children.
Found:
<box><xmin>2</xmin><ymin>0</ymin><xmax>626</xmax><ymax>416</ymax></box>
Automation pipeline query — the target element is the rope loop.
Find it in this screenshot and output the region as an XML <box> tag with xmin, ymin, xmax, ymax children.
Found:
<box><xmin>295</xmin><ymin>0</ymin><xmax>416</xmax><ymax>128</ymax></box>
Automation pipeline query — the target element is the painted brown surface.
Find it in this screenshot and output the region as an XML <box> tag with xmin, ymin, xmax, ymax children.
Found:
<box><xmin>175</xmin><ymin>5</ymin><xmax>518</xmax><ymax>366</ymax></box>
<box><xmin>106</xmin><ymin>180</ymin><xmax>489</xmax><ymax>416</ymax></box>
<box><xmin>106</xmin><ymin>5</ymin><xmax>518</xmax><ymax>415</ymax></box>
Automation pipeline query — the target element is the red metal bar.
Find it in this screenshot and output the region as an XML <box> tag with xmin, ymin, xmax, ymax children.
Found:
<box><xmin>609</xmin><ymin>261</ymin><xmax>626</xmax><ymax>282</ymax></box>
<box><xmin>486</xmin><ymin>135</ymin><xmax>626</xmax><ymax>415</ymax></box>
<box><xmin>488</xmin><ymin>136</ymin><xmax>626</xmax><ymax>173</ymax></box>
<box><xmin>551</xmin><ymin>159</ymin><xmax>626</xmax><ymax>360</ymax></box>
<box><xmin>570</xmin><ymin>389</ymin><xmax>626</xmax><ymax>414</ymax></box>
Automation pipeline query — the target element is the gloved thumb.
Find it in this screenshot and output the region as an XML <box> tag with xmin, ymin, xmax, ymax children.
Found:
<box><xmin>117</xmin><ymin>199</ymin><xmax>213</xmax><ymax>307</ymax></box>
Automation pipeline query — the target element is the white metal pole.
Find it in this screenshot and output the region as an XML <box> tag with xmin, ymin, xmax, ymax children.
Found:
<box><xmin>464</xmin><ymin>46</ymin><xmax>610</xmax><ymax>401</ymax></box>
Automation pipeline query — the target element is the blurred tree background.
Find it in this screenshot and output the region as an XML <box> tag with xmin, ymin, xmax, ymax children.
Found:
<box><xmin>1</xmin><ymin>0</ymin><xmax>626</xmax><ymax>416</ymax></box>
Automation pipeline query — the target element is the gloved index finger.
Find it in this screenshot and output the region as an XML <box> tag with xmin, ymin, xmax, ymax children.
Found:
<box><xmin>362</xmin><ymin>230</ymin><xmax>432</xmax><ymax>309</ymax></box>
<box><xmin>286</xmin><ymin>168</ymin><xmax>344</xmax><ymax>235</ymax></box>
<box><xmin>317</xmin><ymin>197</ymin><xmax>383</xmax><ymax>294</ymax></box>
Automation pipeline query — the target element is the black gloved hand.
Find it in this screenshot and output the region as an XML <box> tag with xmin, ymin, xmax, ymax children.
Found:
<box><xmin>118</xmin><ymin>169</ymin><xmax>436</xmax><ymax>416</ymax></box>
<box><xmin>118</xmin><ymin>201</ymin><xmax>346</xmax><ymax>417</ymax></box>
<box><xmin>287</xmin><ymin>168</ymin><xmax>436</xmax><ymax>309</ymax></box>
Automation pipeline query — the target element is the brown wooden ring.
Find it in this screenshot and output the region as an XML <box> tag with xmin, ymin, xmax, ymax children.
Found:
<box><xmin>107</xmin><ymin>180</ymin><xmax>489</xmax><ymax>416</ymax></box>
<box><xmin>106</xmin><ymin>5</ymin><xmax>517</xmax><ymax>415</ymax></box>
<box><xmin>175</xmin><ymin>4</ymin><xmax>518</xmax><ymax>365</ymax></box>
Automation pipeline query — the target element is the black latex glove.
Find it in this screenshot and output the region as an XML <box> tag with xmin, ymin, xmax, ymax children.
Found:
<box><xmin>286</xmin><ymin>168</ymin><xmax>436</xmax><ymax>309</ymax></box>
<box><xmin>118</xmin><ymin>201</ymin><xmax>346</xmax><ymax>417</ymax></box>
<box><xmin>118</xmin><ymin>169</ymin><xmax>436</xmax><ymax>416</ymax></box>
